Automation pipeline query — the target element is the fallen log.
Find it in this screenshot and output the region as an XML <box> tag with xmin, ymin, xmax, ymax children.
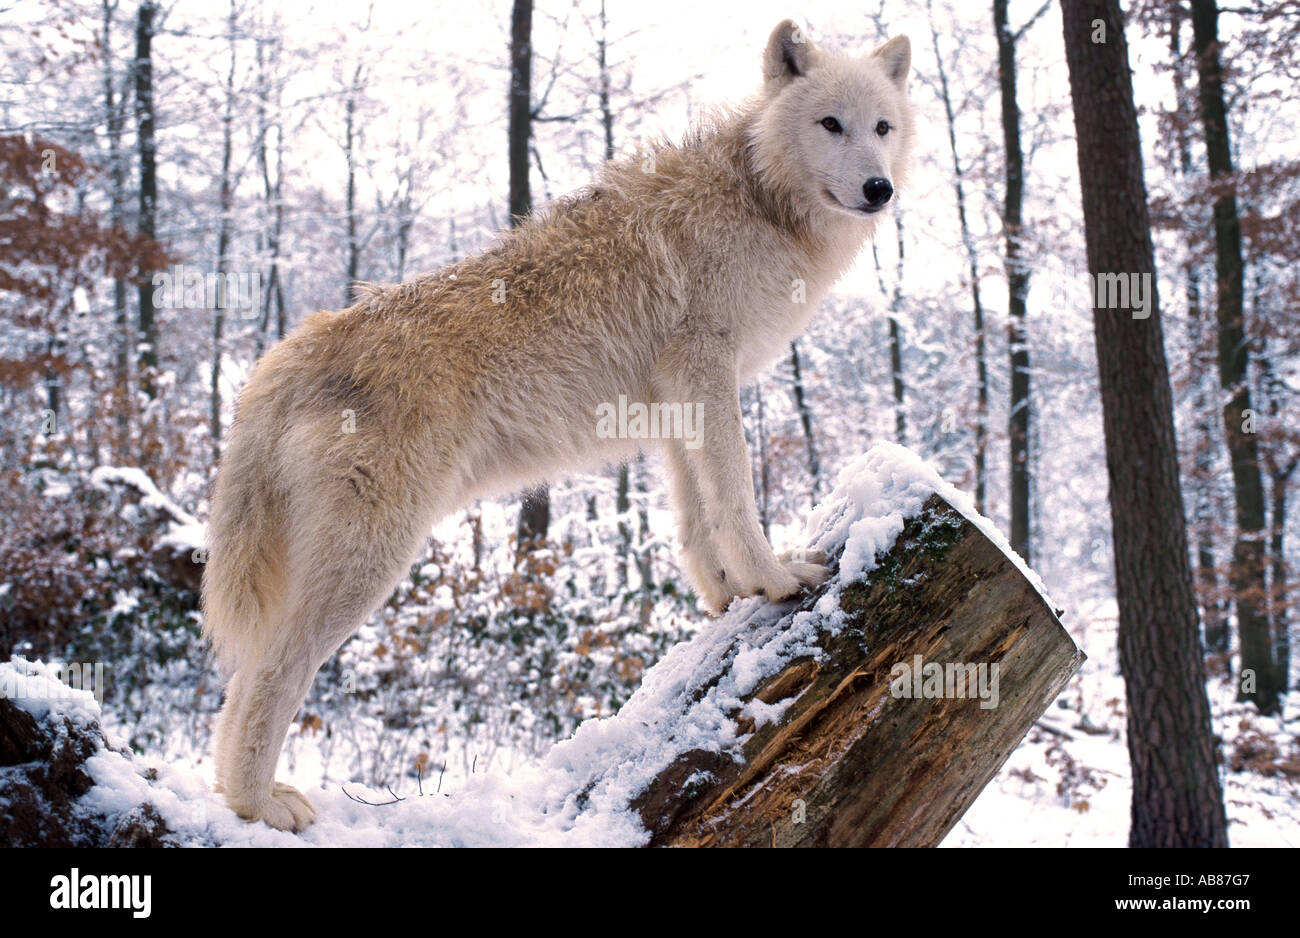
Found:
<box><xmin>620</xmin><ymin>455</ymin><xmax>1084</xmax><ymax>847</ymax></box>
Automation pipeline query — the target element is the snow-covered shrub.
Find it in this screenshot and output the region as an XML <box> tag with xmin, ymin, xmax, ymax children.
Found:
<box><xmin>0</xmin><ymin>457</ymin><xmax>214</xmax><ymax>756</ymax></box>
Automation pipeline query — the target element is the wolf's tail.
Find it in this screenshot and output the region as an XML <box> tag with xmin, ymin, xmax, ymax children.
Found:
<box><xmin>201</xmin><ymin>416</ymin><xmax>287</xmax><ymax>677</ymax></box>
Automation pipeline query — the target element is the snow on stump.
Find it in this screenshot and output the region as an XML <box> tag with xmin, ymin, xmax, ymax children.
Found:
<box><xmin>596</xmin><ymin>443</ymin><xmax>1086</xmax><ymax>846</ymax></box>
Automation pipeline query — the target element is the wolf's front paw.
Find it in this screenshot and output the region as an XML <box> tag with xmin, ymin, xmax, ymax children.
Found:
<box><xmin>777</xmin><ymin>547</ymin><xmax>827</xmax><ymax>568</ymax></box>
<box><xmin>231</xmin><ymin>782</ymin><xmax>316</xmax><ymax>833</ymax></box>
<box><xmin>693</xmin><ymin>550</ymin><xmax>828</xmax><ymax>615</ymax></box>
<box><xmin>782</xmin><ymin>560</ymin><xmax>830</xmax><ymax>592</ymax></box>
<box><xmin>268</xmin><ymin>781</ymin><xmax>316</xmax><ymax>832</ymax></box>
<box><xmin>763</xmin><ymin>548</ymin><xmax>829</xmax><ymax>602</ymax></box>
<box><xmin>695</xmin><ymin>569</ymin><xmax>737</xmax><ymax>616</ymax></box>
<box><xmin>757</xmin><ymin>565</ymin><xmax>825</xmax><ymax>604</ymax></box>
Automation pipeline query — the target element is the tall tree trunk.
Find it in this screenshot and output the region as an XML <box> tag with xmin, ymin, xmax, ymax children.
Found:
<box><xmin>598</xmin><ymin>3</ymin><xmax>629</xmax><ymax>573</ymax></box>
<box><xmin>511</xmin><ymin>0</ymin><xmax>549</xmax><ymax>553</ymax></box>
<box><xmin>103</xmin><ymin>0</ymin><xmax>132</xmax><ymax>460</ymax></box>
<box><xmin>508</xmin><ymin>0</ymin><xmax>533</xmax><ymax>227</ymax></box>
<box><xmin>617</xmin><ymin>458</ymin><xmax>631</xmax><ymax>588</ymax></box>
<box><xmin>273</xmin><ymin>107</ymin><xmax>286</xmax><ymax>341</ymax></box>
<box><xmin>1169</xmin><ymin>4</ymin><xmax>1229</xmax><ymax>657</ymax></box>
<box><xmin>1190</xmin><ymin>0</ymin><xmax>1279</xmax><ymax>714</ymax></box>
<box><xmin>80</xmin><ymin>341</ymin><xmax>99</xmax><ymax>464</ymax></box>
<box><xmin>211</xmin><ymin>0</ymin><xmax>237</xmax><ymax>461</ymax></box>
<box><xmin>1262</xmin><ymin>353</ymin><xmax>1296</xmax><ymax>694</ymax></box>
<box><xmin>598</xmin><ymin>0</ymin><xmax>614</xmax><ymax>164</ymax></box>
<box><xmin>788</xmin><ymin>340</ymin><xmax>820</xmax><ymax>502</ymax></box>
<box><xmin>972</xmin><ymin>296</ymin><xmax>989</xmax><ymax>514</ymax></box>
<box><xmin>871</xmin><ymin>238</ymin><xmax>906</xmax><ymax>445</ymax></box>
<box><xmin>994</xmin><ymin>0</ymin><xmax>1032</xmax><ymax>565</ymax></box>
<box><xmin>635</xmin><ymin>457</ymin><xmax>653</xmax><ymax>627</ymax></box>
<box><xmin>254</xmin><ymin>32</ymin><xmax>286</xmax><ymax>359</ymax></box>
<box><xmin>1269</xmin><ymin>458</ymin><xmax>1295</xmax><ymax>692</ymax></box>
<box><xmin>1192</xmin><ymin>289</ymin><xmax>1230</xmax><ymax>656</ymax></box>
<box><xmin>753</xmin><ymin>383</ymin><xmax>770</xmax><ymax>541</ymax></box>
<box><xmin>1060</xmin><ymin>0</ymin><xmax>1228</xmax><ymax>848</ymax></box>
<box><xmin>394</xmin><ymin>194</ymin><xmax>413</xmax><ymax>281</ymax></box>
<box><xmin>44</xmin><ymin>336</ymin><xmax>61</xmax><ymax>426</ymax></box>
<box><xmin>343</xmin><ymin>64</ymin><xmax>363</xmax><ymax>308</ymax></box>
<box><xmin>890</xmin><ymin>214</ymin><xmax>907</xmax><ymax>444</ymax></box>
<box><xmin>928</xmin><ymin>0</ymin><xmax>988</xmax><ymax>513</ymax></box>
<box><xmin>134</xmin><ymin>0</ymin><xmax>158</xmax><ymax>401</ymax></box>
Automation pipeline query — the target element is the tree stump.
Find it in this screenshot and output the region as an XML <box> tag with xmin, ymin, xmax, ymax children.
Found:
<box><xmin>630</xmin><ymin>492</ymin><xmax>1084</xmax><ymax>847</ymax></box>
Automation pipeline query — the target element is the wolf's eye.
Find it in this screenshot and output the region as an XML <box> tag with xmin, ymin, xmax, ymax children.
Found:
<box><xmin>820</xmin><ymin>116</ymin><xmax>843</xmax><ymax>134</ymax></box>
<box><xmin>876</xmin><ymin>120</ymin><xmax>891</xmax><ymax>136</ymax></box>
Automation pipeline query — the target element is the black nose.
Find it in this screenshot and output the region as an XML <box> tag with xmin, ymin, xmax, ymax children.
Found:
<box><xmin>863</xmin><ymin>177</ymin><xmax>893</xmax><ymax>208</ymax></box>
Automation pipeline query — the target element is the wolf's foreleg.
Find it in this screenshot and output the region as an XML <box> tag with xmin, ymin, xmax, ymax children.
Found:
<box><xmin>662</xmin><ymin>438</ymin><xmax>733</xmax><ymax>613</ymax></box>
<box><xmin>657</xmin><ymin>343</ymin><xmax>827</xmax><ymax>605</ymax></box>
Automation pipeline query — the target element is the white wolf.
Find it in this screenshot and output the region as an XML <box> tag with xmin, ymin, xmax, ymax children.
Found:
<box><xmin>203</xmin><ymin>19</ymin><xmax>915</xmax><ymax>831</ymax></box>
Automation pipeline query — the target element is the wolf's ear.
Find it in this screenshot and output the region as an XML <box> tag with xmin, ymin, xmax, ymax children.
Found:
<box><xmin>871</xmin><ymin>35</ymin><xmax>911</xmax><ymax>88</ymax></box>
<box><xmin>763</xmin><ymin>19</ymin><xmax>816</xmax><ymax>85</ymax></box>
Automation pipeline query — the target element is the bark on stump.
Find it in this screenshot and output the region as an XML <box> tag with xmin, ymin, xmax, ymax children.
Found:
<box><xmin>632</xmin><ymin>493</ymin><xmax>1084</xmax><ymax>847</ymax></box>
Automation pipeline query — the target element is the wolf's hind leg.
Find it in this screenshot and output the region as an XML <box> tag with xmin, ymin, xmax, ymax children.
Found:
<box><xmin>217</xmin><ymin>633</ymin><xmax>328</xmax><ymax>832</ymax></box>
<box><xmin>216</xmin><ymin>488</ymin><xmax>435</xmax><ymax>832</ymax></box>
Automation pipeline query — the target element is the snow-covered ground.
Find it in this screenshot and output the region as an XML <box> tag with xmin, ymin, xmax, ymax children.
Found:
<box><xmin>4</xmin><ymin>445</ymin><xmax>1297</xmax><ymax>847</ymax></box>
<box><xmin>944</xmin><ymin>596</ymin><xmax>1300</xmax><ymax>847</ymax></box>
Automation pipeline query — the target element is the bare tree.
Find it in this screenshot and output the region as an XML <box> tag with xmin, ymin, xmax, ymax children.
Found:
<box><xmin>1060</xmin><ymin>0</ymin><xmax>1228</xmax><ymax>847</ymax></box>
<box><xmin>210</xmin><ymin>0</ymin><xmax>239</xmax><ymax>459</ymax></box>
<box><xmin>510</xmin><ymin>0</ymin><xmax>550</xmax><ymax>555</ymax></box>
<box><xmin>871</xmin><ymin>221</ymin><xmax>907</xmax><ymax>444</ymax></box>
<box><xmin>927</xmin><ymin>0</ymin><xmax>988</xmax><ymax>512</ymax></box>
<box><xmin>788</xmin><ymin>339</ymin><xmax>821</xmax><ymax>502</ymax></box>
<box><xmin>253</xmin><ymin>15</ymin><xmax>288</xmax><ymax>356</ymax></box>
<box><xmin>134</xmin><ymin>0</ymin><xmax>159</xmax><ymax>401</ymax></box>
<box><xmin>1159</xmin><ymin>2</ymin><xmax>1231</xmax><ymax>658</ymax></box>
<box><xmin>1191</xmin><ymin>0</ymin><xmax>1279</xmax><ymax>713</ymax></box>
<box><xmin>101</xmin><ymin>0</ymin><xmax>132</xmax><ymax>459</ymax></box>
<box><xmin>993</xmin><ymin>0</ymin><xmax>1044</xmax><ymax>564</ymax></box>
<box><xmin>342</xmin><ymin>62</ymin><xmax>366</xmax><ymax>307</ymax></box>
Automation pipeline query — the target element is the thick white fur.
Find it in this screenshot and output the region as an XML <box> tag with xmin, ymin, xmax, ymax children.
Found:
<box><xmin>202</xmin><ymin>20</ymin><xmax>916</xmax><ymax>831</ymax></box>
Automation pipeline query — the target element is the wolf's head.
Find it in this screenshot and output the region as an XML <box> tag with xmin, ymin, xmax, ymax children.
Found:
<box><xmin>750</xmin><ymin>20</ymin><xmax>915</xmax><ymax>220</ymax></box>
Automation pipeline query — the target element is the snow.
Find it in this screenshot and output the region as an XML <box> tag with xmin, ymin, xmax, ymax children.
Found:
<box><xmin>3</xmin><ymin>443</ymin><xmax>982</xmax><ymax>845</ymax></box>
<box><xmin>90</xmin><ymin>465</ymin><xmax>207</xmax><ymax>554</ymax></box>
<box><xmin>6</xmin><ymin>445</ymin><xmax>1294</xmax><ymax>847</ymax></box>
<box><xmin>90</xmin><ymin>466</ymin><xmax>182</xmax><ymax>516</ymax></box>
<box><xmin>156</xmin><ymin>522</ymin><xmax>207</xmax><ymax>555</ymax></box>
<box><xmin>939</xmin><ymin>595</ymin><xmax>1300</xmax><ymax>848</ymax></box>
<box><xmin>807</xmin><ymin>442</ymin><xmax>1058</xmax><ymax>613</ymax></box>
<box><xmin>0</xmin><ymin>658</ymin><xmax>102</xmax><ymax>724</ymax></box>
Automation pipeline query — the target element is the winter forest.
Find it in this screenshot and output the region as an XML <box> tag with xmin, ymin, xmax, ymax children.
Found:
<box><xmin>1</xmin><ymin>0</ymin><xmax>1297</xmax><ymax>849</ymax></box>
